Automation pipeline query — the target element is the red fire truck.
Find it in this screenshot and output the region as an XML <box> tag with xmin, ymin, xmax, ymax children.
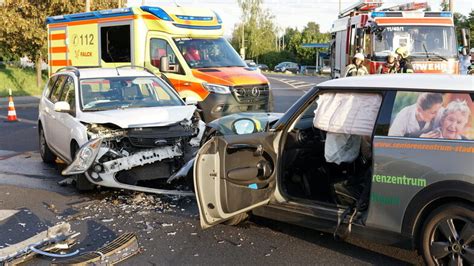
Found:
<box><xmin>330</xmin><ymin>0</ymin><xmax>467</xmax><ymax>77</ymax></box>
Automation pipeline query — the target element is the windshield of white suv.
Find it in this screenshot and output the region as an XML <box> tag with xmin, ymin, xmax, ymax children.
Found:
<box><xmin>80</xmin><ymin>77</ymin><xmax>183</xmax><ymax>111</ymax></box>
<box><xmin>174</xmin><ymin>37</ymin><xmax>246</xmax><ymax>68</ymax></box>
<box><xmin>373</xmin><ymin>25</ymin><xmax>457</xmax><ymax>60</ymax></box>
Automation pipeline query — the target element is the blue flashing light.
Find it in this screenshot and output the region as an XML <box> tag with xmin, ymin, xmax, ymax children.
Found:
<box><xmin>176</xmin><ymin>15</ymin><xmax>213</xmax><ymax>21</ymax></box>
<box><xmin>440</xmin><ymin>11</ymin><xmax>452</xmax><ymax>17</ymax></box>
<box><xmin>141</xmin><ymin>6</ymin><xmax>173</xmax><ymax>21</ymax></box>
<box><xmin>371</xmin><ymin>12</ymin><xmax>386</xmax><ymax>18</ymax></box>
<box><xmin>213</xmin><ymin>11</ymin><xmax>223</xmax><ymax>24</ymax></box>
<box><xmin>46</xmin><ymin>8</ymin><xmax>132</xmax><ymax>24</ymax></box>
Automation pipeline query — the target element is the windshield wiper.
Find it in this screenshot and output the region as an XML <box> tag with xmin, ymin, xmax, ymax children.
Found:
<box><xmin>83</xmin><ymin>107</ymin><xmax>109</xmax><ymax>112</ymax></box>
<box><xmin>414</xmin><ymin>44</ymin><xmax>447</xmax><ymax>61</ymax></box>
<box><xmin>412</xmin><ymin>52</ymin><xmax>448</xmax><ymax>61</ymax></box>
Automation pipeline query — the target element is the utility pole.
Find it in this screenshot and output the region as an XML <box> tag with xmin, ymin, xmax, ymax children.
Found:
<box><xmin>85</xmin><ymin>0</ymin><xmax>91</xmax><ymax>12</ymax></box>
<box><xmin>449</xmin><ymin>0</ymin><xmax>453</xmax><ymax>11</ymax></box>
<box><xmin>339</xmin><ymin>0</ymin><xmax>341</xmax><ymax>14</ymax></box>
<box><xmin>240</xmin><ymin>24</ymin><xmax>245</xmax><ymax>59</ymax></box>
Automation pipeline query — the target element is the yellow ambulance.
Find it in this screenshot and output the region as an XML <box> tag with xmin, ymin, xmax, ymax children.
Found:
<box><xmin>46</xmin><ymin>6</ymin><xmax>271</xmax><ymax>121</ymax></box>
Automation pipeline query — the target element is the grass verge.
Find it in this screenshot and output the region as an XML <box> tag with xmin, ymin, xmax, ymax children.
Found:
<box><xmin>0</xmin><ymin>65</ymin><xmax>47</xmax><ymax>97</ymax></box>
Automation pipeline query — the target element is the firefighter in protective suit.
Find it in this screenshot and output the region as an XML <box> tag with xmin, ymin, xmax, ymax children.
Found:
<box><xmin>395</xmin><ymin>47</ymin><xmax>414</xmax><ymax>73</ymax></box>
<box><xmin>344</xmin><ymin>53</ymin><xmax>368</xmax><ymax>77</ymax></box>
<box><xmin>377</xmin><ymin>52</ymin><xmax>398</xmax><ymax>74</ymax></box>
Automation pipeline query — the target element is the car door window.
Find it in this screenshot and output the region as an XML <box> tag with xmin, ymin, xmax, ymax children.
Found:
<box><xmin>388</xmin><ymin>91</ymin><xmax>474</xmax><ymax>140</ymax></box>
<box><xmin>150</xmin><ymin>38</ymin><xmax>181</xmax><ymax>73</ymax></box>
<box><xmin>49</xmin><ymin>75</ymin><xmax>67</xmax><ymax>103</ymax></box>
<box><xmin>44</xmin><ymin>76</ymin><xmax>58</xmax><ymax>97</ymax></box>
<box><xmin>59</xmin><ymin>76</ymin><xmax>76</xmax><ymax>114</ymax></box>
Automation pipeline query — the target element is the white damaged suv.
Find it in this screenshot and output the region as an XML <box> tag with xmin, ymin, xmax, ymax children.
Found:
<box><xmin>38</xmin><ymin>67</ymin><xmax>203</xmax><ymax>195</ymax></box>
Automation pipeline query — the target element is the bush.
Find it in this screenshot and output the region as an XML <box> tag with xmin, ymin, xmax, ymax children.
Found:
<box><xmin>258</xmin><ymin>50</ymin><xmax>296</xmax><ymax>69</ymax></box>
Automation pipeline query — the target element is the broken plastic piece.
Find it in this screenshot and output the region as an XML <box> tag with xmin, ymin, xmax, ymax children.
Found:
<box><xmin>29</xmin><ymin>245</ymin><xmax>79</xmax><ymax>258</ymax></box>
<box><xmin>52</xmin><ymin>233</ymin><xmax>139</xmax><ymax>266</ymax></box>
<box><xmin>0</xmin><ymin>223</ymin><xmax>76</xmax><ymax>263</ymax></box>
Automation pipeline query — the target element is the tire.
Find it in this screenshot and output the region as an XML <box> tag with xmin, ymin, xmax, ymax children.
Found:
<box><xmin>71</xmin><ymin>142</ymin><xmax>95</xmax><ymax>192</ymax></box>
<box><xmin>39</xmin><ymin>126</ymin><xmax>56</xmax><ymax>164</ymax></box>
<box><xmin>419</xmin><ymin>203</ymin><xmax>474</xmax><ymax>266</ymax></box>
<box><xmin>223</xmin><ymin>212</ymin><xmax>249</xmax><ymax>226</ymax></box>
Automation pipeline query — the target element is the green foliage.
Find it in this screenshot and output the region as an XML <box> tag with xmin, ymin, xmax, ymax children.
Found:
<box><xmin>231</xmin><ymin>0</ymin><xmax>278</xmax><ymax>60</ymax></box>
<box><xmin>392</xmin><ymin>91</ymin><xmax>418</xmax><ymax>119</ymax></box>
<box><xmin>259</xmin><ymin>50</ymin><xmax>295</xmax><ymax>69</ymax></box>
<box><xmin>293</xmin><ymin>22</ymin><xmax>330</xmax><ymax>65</ymax></box>
<box><xmin>0</xmin><ymin>65</ymin><xmax>47</xmax><ymax>97</ymax></box>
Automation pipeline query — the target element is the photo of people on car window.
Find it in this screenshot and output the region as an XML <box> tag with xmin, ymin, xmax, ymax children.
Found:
<box><xmin>389</xmin><ymin>92</ymin><xmax>474</xmax><ymax>140</ymax></box>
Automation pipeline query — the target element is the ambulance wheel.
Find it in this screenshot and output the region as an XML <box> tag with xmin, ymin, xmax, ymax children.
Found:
<box><xmin>39</xmin><ymin>126</ymin><xmax>56</xmax><ymax>164</ymax></box>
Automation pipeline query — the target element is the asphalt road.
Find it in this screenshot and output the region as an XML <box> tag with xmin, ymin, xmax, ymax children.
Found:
<box><xmin>0</xmin><ymin>74</ymin><xmax>423</xmax><ymax>265</ymax></box>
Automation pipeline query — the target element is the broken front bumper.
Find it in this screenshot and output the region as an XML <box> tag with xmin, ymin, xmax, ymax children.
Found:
<box><xmin>62</xmin><ymin>138</ymin><xmax>195</xmax><ymax>196</ymax></box>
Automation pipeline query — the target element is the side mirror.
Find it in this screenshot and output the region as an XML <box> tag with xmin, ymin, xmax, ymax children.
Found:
<box><xmin>160</xmin><ymin>56</ymin><xmax>169</xmax><ymax>72</ymax></box>
<box><xmin>184</xmin><ymin>97</ymin><xmax>198</xmax><ymax>105</ymax></box>
<box><xmin>54</xmin><ymin>101</ymin><xmax>71</xmax><ymax>113</ymax></box>
<box><xmin>160</xmin><ymin>56</ymin><xmax>179</xmax><ymax>73</ymax></box>
<box><xmin>232</xmin><ymin>118</ymin><xmax>257</xmax><ymax>135</ymax></box>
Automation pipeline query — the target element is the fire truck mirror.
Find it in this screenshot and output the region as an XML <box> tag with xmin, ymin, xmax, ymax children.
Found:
<box><xmin>372</xmin><ymin>26</ymin><xmax>385</xmax><ymax>41</ymax></box>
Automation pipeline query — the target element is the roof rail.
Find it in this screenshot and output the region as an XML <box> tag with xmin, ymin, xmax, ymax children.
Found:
<box><xmin>56</xmin><ymin>66</ymin><xmax>80</xmax><ymax>77</ymax></box>
<box><xmin>115</xmin><ymin>65</ymin><xmax>155</xmax><ymax>76</ymax></box>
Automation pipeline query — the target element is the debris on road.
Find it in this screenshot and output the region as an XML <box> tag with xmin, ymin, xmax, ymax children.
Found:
<box><xmin>52</xmin><ymin>233</ymin><xmax>139</xmax><ymax>266</ymax></box>
<box><xmin>0</xmin><ymin>223</ymin><xmax>78</xmax><ymax>264</ymax></box>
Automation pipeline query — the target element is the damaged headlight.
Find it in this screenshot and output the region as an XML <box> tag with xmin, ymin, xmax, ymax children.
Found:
<box><xmin>62</xmin><ymin>138</ymin><xmax>103</xmax><ymax>175</ymax></box>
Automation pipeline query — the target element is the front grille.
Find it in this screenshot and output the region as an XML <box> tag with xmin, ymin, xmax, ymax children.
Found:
<box><xmin>127</xmin><ymin>125</ymin><xmax>194</xmax><ymax>148</ymax></box>
<box><xmin>232</xmin><ymin>84</ymin><xmax>269</xmax><ymax>103</ymax></box>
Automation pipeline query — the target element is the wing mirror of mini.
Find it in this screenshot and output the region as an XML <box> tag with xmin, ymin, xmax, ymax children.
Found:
<box><xmin>232</xmin><ymin>118</ymin><xmax>257</xmax><ymax>135</ymax></box>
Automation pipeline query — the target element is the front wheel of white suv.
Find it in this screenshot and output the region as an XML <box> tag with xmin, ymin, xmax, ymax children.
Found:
<box><xmin>39</xmin><ymin>126</ymin><xmax>56</xmax><ymax>164</ymax></box>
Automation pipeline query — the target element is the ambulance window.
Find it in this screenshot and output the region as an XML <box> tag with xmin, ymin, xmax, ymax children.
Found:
<box><xmin>150</xmin><ymin>39</ymin><xmax>180</xmax><ymax>73</ymax></box>
<box><xmin>101</xmin><ymin>25</ymin><xmax>131</xmax><ymax>63</ymax></box>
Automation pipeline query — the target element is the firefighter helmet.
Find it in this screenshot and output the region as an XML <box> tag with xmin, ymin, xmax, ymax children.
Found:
<box><xmin>353</xmin><ymin>53</ymin><xmax>365</xmax><ymax>60</ymax></box>
<box><xmin>395</xmin><ymin>47</ymin><xmax>409</xmax><ymax>59</ymax></box>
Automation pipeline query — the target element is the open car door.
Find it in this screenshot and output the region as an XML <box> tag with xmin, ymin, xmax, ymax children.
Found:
<box><xmin>194</xmin><ymin>132</ymin><xmax>278</xmax><ymax>229</ymax></box>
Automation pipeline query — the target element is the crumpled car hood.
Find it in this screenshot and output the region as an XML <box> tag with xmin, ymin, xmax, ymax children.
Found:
<box><xmin>78</xmin><ymin>105</ymin><xmax>196</xmax><ymax>128</ymax></box>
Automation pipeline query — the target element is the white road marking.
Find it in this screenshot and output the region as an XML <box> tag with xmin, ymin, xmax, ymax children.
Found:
<box><xmin>0</xmin><ymin>210</ymin><xmax>19</xmax><ymax>222</ymax></box>
<box><xmin>267</xmin><ymin>77</ymin><xmax>312</xmax><ymax>89</ymax></box>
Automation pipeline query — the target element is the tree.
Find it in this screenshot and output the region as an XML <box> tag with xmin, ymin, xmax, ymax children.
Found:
<box><xmin>290</xmin><ymin>22</ymin><xmax>330</xmax><ymax>65</ymax></box>
<box><xmin>231</xmin><ymin>0</ymin><xmax>278</xmax><ymax>61</ymax></box>
<box><xmin>0</xmin><ymin>0</ymin><xmax>119</xmax><ymax>87</ymax></box>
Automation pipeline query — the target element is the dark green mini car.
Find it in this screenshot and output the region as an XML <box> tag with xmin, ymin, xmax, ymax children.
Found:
<box><xmin>194</xmin><ymin>74</ymin><xmax>474</xmax><ymax>265</ymax></box>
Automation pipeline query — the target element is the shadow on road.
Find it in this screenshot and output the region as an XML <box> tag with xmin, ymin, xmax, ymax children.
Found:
<box><xmin>251</xmin><ymin>216</ymin><xmax>420</xmax><ymax>265</ymax></box>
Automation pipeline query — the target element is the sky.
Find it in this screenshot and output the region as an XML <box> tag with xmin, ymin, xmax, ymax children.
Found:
<box><xmin>127</xmin><ymin>0</ymin><xmax>473</xmax><ymax>36</ymax></box>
